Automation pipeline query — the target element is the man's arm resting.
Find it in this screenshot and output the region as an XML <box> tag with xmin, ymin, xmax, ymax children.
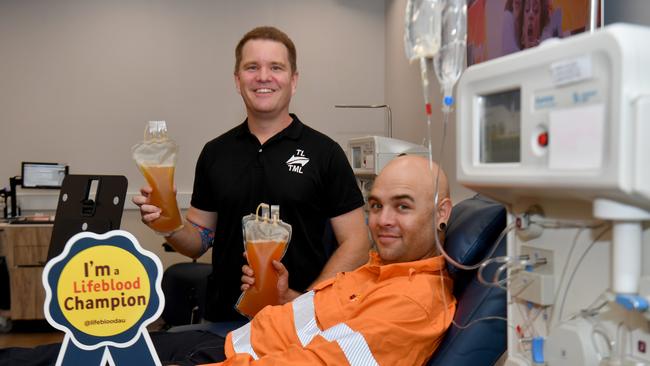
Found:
<box><xmin>309</xmin><ymin>207</ymin><xmax>370</xmax><ymax>287</ymax></box>
<box><xmin>200</xmin><ymin>339</ymin><xmax>356</xmax><ymax>366</ymax></box>
<box><xmin>198</xmin><ymin>298</ymin><xmax>439</xmax><ymax>365</ymax></box>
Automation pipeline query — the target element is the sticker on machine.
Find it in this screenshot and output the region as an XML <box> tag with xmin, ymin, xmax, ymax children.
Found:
<box><xmin>548</xmin><ymin>103</ymin><xmax>605</xmax><ymax>170</ymax></box>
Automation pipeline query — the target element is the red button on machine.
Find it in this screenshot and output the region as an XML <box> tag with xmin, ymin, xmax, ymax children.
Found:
<box><xmin>537</xmin><ymin>132</ymin><xmax>549</xmax><ymax>147</ymax></box>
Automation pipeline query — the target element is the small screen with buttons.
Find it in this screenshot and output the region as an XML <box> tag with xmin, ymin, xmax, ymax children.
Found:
<box><xmin>478</xmin><ymin>89</ymin><xmax>521</xmax><ymax>163</ymax></box>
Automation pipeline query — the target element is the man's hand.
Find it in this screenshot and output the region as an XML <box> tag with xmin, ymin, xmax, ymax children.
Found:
<box><xmin>131</xmin><ymin>186</ymin><xmax>162</xmax><ymax>225</ymax></box>
<box><xmin>271</xmin><ymin>260</ymin><xmax>302</xmax><ymax>304</ymax></box>
<box><xmin>240</xmin><ymin>257</ymin><xmax>302</xmax><ymax>305</ymax></box>
<box><xmin>240</xmin><ymin>262</ymin><xmax>255</xmax><ymax>291</ymax></box>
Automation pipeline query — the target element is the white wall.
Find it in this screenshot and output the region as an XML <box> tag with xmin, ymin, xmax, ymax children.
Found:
<box><xmin>0</xmin><ymin>0</ymin><xmax>386</xmax><ymax>198</ymax></box>
<box><xmin>605</xmin><ymin>0</ymin><xmax>650</xmax><ymax>26</ymax></box>
<box><xmin>0</xmin><ymin>0</ymin><xmax>386</xmax><ymax>266</ymax></box>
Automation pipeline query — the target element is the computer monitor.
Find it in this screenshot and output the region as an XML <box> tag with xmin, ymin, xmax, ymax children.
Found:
<box><xmin>21</xmin><ymin>162</ymin><xmax>68</xmax><ymax>189</ymax></box>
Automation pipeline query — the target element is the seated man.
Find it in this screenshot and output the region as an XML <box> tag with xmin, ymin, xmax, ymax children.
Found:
<box><xmin>0</xmin><ymin>155</ymin><xmax>456</xmax><ymax>366</ymax></box>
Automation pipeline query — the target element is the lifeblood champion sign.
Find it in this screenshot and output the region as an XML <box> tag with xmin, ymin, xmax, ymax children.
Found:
<box><xmin>43</xmin><ymin>230</ymin><xmax>164</xmax><ymax>366</ymax></box>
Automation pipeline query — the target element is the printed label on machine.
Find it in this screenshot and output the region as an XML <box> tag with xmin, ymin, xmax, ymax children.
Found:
<box><xmin>534</xmin><ymin>83</ymin><xmax>603</xmax><ymax>111</ymax></box>
<box><xmin>550</xmin><ymin>55</ymin><xmax>593</xmax><ymax>86</ymax></box>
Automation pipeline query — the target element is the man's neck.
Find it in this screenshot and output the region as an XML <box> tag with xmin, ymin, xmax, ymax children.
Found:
<box><xmin>247</xmin><ymin>112</ymin><xmax>293</xmax><ymax>145</ymax></box>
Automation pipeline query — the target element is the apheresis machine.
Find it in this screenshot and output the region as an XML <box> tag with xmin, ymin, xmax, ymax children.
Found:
<box><xmin>348</xmin><ymin>136</ymin><xmax>428</xmax><ymax>204</ymax></box>
<box><xmin>457</xmin><ymin>24</ymin><xmax>650</xmax><ymax>365</ymax></box>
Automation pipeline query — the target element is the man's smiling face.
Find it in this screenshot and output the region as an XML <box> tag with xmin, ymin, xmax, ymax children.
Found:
<box><xmin>368</xmin><ymin>157</ymin><xmax>449</xmax><ymax>264</ymax></box>
<box><xmin>234</xmin><ymin>39</ymin><xmax>298</xmax><ymax>120</ymax></box>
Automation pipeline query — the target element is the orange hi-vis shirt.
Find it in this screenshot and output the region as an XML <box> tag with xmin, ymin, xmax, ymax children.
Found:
<box><xmin>204</xmin><ymin>252</ymin><xmax>456</xmax><ymax>366</ymax></box>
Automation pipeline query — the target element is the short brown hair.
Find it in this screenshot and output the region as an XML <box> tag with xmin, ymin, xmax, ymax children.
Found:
<box><xmin>234</xmin><ymin>26</ymin><xmax>297</xmax><ymax>74</ymax></box>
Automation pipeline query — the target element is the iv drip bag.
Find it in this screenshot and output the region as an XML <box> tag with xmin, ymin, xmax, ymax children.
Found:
<box><xmin>404</xmin><ymin>0</ymin><xmax>444</xmax><ymax>61</ymax></box>
<box><xmin>434</xmin><ymin>0</ymin><xmax>467</xmax><ymax>97</ymax></box>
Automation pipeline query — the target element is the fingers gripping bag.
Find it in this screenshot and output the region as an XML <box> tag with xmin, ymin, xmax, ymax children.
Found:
<box><xmin>236</xmin><ymin>203</ymin><xmax>291</xmax><ymax>318</ymax></box>
<box><xmin>131</xmin><ymin>121</ymin><xmax>183</xmax><ymax>235</ymax></box>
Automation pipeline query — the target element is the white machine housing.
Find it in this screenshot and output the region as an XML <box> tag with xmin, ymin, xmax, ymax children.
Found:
<box><xmin>457</xmin><ymin>23</ymin><xmax>650</xmax><ymax>212</ymax></box>
<box><xmin>457</xmin><ymin>24</ymin><xmax>650</xmax><ymax>366</ymax></box>
<box><xmin>348</xmin><ymin>136</ymin><xmax>428</xmax><ymax>176</ymax></box>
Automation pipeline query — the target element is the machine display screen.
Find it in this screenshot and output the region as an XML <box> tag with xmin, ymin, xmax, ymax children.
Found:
<box><xmin>21</xmin><ymin>162</ymin><xmax>68</xmax><ymax>188</ymax></box>
<box><xmin>351</xmin><ymin>146</ymin><xmax>362</xmax><ymax>169</ymax></box>
<box><xmin>478</xmin><ymin>89</ymin><xmax>521</xmax><ymax>163</ymax></box>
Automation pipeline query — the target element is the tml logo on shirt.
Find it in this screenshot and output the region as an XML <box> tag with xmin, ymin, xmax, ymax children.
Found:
<box><xmin>286</xmin><ymin>149</ymin><xmax>309</xmax><ymax>174</ymax></box>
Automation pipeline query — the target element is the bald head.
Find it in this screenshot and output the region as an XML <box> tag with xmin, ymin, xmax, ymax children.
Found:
<box><xmin>378</xmin><ymin>155</ymin><xmax>450</xmax><ymax>202</ymax></box>
<box><xmin>367</xmin><ymin>155</ymin><xmax>453</xmax><ymax>264</ymax></box>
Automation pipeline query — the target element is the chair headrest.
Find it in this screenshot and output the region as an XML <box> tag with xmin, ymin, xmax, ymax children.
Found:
<box><xmin>443</xmin><ymin>195</ymin><xmax>506</xmax><ymax>279</ymax></box>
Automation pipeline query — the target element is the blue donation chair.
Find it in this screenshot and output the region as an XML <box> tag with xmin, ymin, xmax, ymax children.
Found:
<box><xmin>427</xmin><ymin>194</ymin><xmax>507</xmax><ymax>365</ymax></box>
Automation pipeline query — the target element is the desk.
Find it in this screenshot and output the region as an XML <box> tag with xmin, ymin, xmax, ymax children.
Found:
<box><xmin>0</xmin><ymin>223</ymin><xmax>52</xmax><ymax>320</ymax></box>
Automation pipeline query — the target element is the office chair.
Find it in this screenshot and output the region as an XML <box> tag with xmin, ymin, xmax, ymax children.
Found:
<box><xmin>160</xmin><ymin>259</ymin><xmax>211</xmax><ymax>326</ymax></box>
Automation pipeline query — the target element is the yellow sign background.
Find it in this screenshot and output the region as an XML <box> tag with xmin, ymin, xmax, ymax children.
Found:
<box><xmin>57</xmin><ymin>245</ymin><xmax>150</xmax><ymax>337</ymax></box>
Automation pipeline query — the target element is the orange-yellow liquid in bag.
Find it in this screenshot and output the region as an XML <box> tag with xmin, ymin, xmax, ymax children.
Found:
<box><xmin>140</xmin><ymin>165</ymin><xmax>183</xmax><ymax>233</ymax></box>
<box><xmin>237</xmin><ymin>240</ymin><xmax>288</xmax><ymax>317</ymax></box>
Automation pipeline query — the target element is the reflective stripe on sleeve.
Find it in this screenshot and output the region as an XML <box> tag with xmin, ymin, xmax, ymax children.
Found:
<box><xmin>322</xmin><ymin>323</ymin><xmax>379</xmax><ymax>366</ymax></box>
<box><xmin>231</xmin><ymin>322</ymin><xmax>259</xmax><ymax>360</ymax></box>
<box><xmin>292</xmin><ymin>291</ymin><xmax>320</xmax><ymax>346</ymax></box>
<box><xmin>292</xmin><ymin>291</ymin><xmax>379</xmax><ymax>366</ymax></box>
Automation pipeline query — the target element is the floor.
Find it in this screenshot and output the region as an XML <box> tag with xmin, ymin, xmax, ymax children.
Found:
<box><xmin>0</xmin><ymin>318</ymin><xmax>168</xmax><ymax>348</ymax></box>
<box><xmin>0</xmin><ymin>320</ymin><xmax>63</xmax><ymax>348</ymax></box>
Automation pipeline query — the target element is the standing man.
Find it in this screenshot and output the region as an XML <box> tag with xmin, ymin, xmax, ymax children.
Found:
<box><xmin>133</xmin><ymin>26</ymin><xmax>369</xmax><ymax>322</ymax></box>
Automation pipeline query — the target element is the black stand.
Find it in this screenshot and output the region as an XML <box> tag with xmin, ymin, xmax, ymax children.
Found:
<box><xmin>0</xmin><ymin>188</ymin><xmax>7</xmax><ymax>219</ymax></box>
<box><xmin>47</xmin><ymin>175</ymin><xmax>128</xmax><ymax>261</ymax></box>
<box><xmin>8</xmin><ymin>177</ymin><xmax>21</xmax><ymax>219</ymax></box>
<box><xmin>0</xmin><ymin>177</ymin><xmax>22</xmax><ymax>219</ymax></box>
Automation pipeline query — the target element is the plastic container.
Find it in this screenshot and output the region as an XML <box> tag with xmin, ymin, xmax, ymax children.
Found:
<box><xmin>236</xmin><ymin>204</ymin><xmax>291</xmax><ymax>318</ymax></box>
<box><xmin>434</xmin><ymin>0</ymin><xmax>467</xmax><ymax>102</ymax></box>
<box><xmin>132</xmin><ymin>121</ymin><xmax>183</xmax><ymax>235</ymax></box>
<box><xmin>404</xmin><ymin>0</ymin><xmax>444</xmax><ymax>62</ymax></box>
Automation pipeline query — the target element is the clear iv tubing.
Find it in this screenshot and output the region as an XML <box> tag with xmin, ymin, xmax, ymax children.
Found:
<box><xmin>481</xmin><ymin>223</ymin><xmax>604</xmax><ymax>297</ymax></box>
<box><xmin>420</xmin><ymin>57</ymin><xmax>511</xmax><ymax>272</ymax></box>
<box><xmin>476</xmin><ymin>254</ymin><xmax>541</xmax><ymax>289</ymax></box>
<box><xmin>477</xmin><ymin>256</ymin><xmax>519</xmax><ymax>289</ymax></box>
<box><xmin>419</xmin><ymin>56</ymin><xmax>512</xmax><ymax>330</ymax></box>
<box><xmin>412</xmin><ymin>0</ymin><xmax>499</xmax><ymax>331</ymax></box>
<box><xmin>419</xmin><ymin>57</ymin><xmax>435</xmax><ymax>168</ymax></box>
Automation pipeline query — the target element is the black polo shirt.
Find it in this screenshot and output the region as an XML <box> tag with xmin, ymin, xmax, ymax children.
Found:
<box><xmin>191</xmin><ymin>114</ymin><xmax>364</xmax><ymax>321</ymax></box>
